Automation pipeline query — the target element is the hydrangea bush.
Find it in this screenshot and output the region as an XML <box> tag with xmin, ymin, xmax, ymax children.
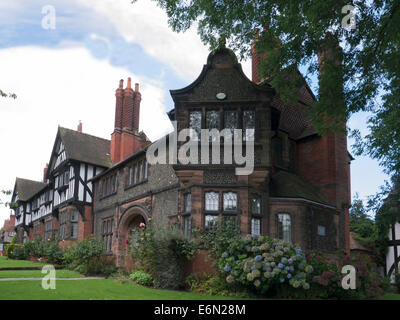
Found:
<box><xmin>202</xmin><ymin>222</ymin><xmax>389</xmax><ymax>299</ymax></box>
<box><xmin>217</xmin><ymin>234</ymin><xmax>314</xmax><ymax>294</ymax></box>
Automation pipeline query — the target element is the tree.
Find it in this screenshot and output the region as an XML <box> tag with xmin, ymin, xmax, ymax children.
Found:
<box><xmin>147</xmin><ymin>0</ymin><xmax>400</xmax><ymax>174</ymax></box>
<box><xmin>0</xmin><ymin>89</ymin><xmax>16</xmax><ymax>99</ymax></box>
<box><xmin>0</xmin><ymin>190</ymin><xmax>16</xmax><ymax>209</ymax></box>
<box><xmin>349</xmin><ymin>193</ymin><xmax>376</xmax><ymax>240</ymax></box>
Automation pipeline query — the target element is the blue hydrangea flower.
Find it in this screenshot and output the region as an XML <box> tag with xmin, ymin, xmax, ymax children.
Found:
<box><xmin>255</xmin><ymin>255</ymin><xmax>262</xmax><ymax>262</ymax></box>
<box><xmin>288</xmin><ymin>258</ymin><xmax>293</xmax><ymax>264</ymax></box>
<box><xmin>278</xmin><ymin>263</ymin><xmax>284</xmax><ymax>269</ymax></box>
<box><xmin>287</xmin><ymin>273</ymin><xmax>292</xmax><ymax>279</ymax></box>
<box><xmin>285</xmin><ymin>266</ymin><xmax>290</xmax><ymax>271</ymax></box>
<box><xmin>223</xmin><ymin>265</ymin><xmax>231</xmax><ymax>272</ymax></box>
<box><xmin>270</xmin><ymin>262</ymin><xmax>276</xmax><ymax>268</ymax></box>
<box><xmin>251</xmin><ymin>265</ymin><xmax>256</xmax><ymax>271</ymax></box>
<box><xmin>296</xmin><ymin>248</ymin><xmax>302</xmax><ymax>255</ymax></box>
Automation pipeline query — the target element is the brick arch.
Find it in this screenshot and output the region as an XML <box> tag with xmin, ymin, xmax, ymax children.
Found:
<box><xmin>116</xmin><ymin>205</ymin><xmax>150</xmax><ymax>270</ymax></box>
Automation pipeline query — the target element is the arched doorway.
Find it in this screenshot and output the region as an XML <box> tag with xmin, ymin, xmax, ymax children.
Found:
<box><xmin>117</xmin><ymin>205</ymin><xmax>149</xmax><ymax>271</ymax></box>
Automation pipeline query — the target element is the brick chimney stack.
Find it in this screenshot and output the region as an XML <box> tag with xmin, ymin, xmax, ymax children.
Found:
<box><xmin>133</xmin><ymin>83</ymin><xmax>141</xmax><ymax>132</ymax></box>
<box><xmin>110</xmin><ymin>78</ymin><xmax>147</xmax><ymax>163</ymax></box>
<box><xmin>77</xmin><ymin>121</ymin><xmax>82</xmax><ymax>132</ymax></box>
<box><xmin>297</xmin><ymin>32</ymin><xmax>351</xmax><ymax>255</ymax></box>
<box><xmin>9</xmin><ymin>214</ymin><xmax>15</xmax><ymax>229</ymax></box>
<box><xmin>43</xmin><ymin>163</ymin><xmax>49</xmax><ymax>183</ymax></box>
<box><xmin>251</xmin><ymin>28</ymin><xmax>263</xmax><ymax>84</ymax></box>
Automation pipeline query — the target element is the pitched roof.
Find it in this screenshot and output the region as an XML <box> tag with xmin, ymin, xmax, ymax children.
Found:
<box><xmin>349</xmin><ymin>232</ymin><xmax>371</xmax><ymax>252</ymax></box>
<box><xmin>269</xmin><ymin>170</ymin><xmax>329</xmax><ymax>205</ymax></box>
<box><xmin>59</xmin><ymin>127</ymin><xmax>112</xmax><ymax>168</ymax></box>
<box><xmin>14</xmin><ymin>178</ymin><xmax>47</xmax><ymax>202</ymax></box>
<box><xmin>260</xmin><ymin>66</ymin><xmax>318</xmax><ymax>140</ymax></box>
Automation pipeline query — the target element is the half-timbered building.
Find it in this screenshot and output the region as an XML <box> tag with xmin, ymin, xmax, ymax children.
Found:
<box><xmin>383</xmin><ymin>187</ymin><xmax>400</xmax><ymax>282</ymax></box>
<box><xmin>11</xmin><ymin>125</ymin><xmax>111</xmax><ymax>245</ymax></box>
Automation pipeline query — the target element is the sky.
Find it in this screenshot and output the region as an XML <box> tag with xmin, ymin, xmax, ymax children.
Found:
<box><xmin>0</xmin><ymin>0</ymin><xmax>389</xmax><ymax>226</ymax></box>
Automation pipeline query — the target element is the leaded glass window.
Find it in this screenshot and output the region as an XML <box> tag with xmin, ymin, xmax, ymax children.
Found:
<box><xmin>183</xmin><ymin>216</ymin><xmax>192</xmax><ymax>239</ymax></box>
<box><xmin>224</xmin><ymin>110</ymin><xmax>238</xmax><ymax>139</ymax></box>
<box><xmin>251</xmin><ymin>218</ymin><xmax>261</xmax><ymax>237</ymax></box>
<box><xmin>102</xmin><ymin>218</ymin><xmax>114</xmax><ymax>253</ymax></box>
<box><xmin>184</xmin><ymin>193</ymin><xmax>192</xmax><ymax>213</ymax></box>
<box><xmin>223</xmin><ymin>192</ymin><xmax>237</xmax><ymax>211</ymax></box>
<box><xmin>138</xmin><ymin>161</ymin><xmax>143</xmax><ymax>182</ymax></box>
<box><xmin>205</xmin><ymin>215</ymin><xmax>218</xmax><ymax>229</ymax></box>
<box><xmin>251</xmin><ymin>196</ymin><xmax>261</xmax><ymax>215</ymax></box>
<box><xmin>205</xmin><ymin>192</ymin><xmax>219</xmax><ymax>211</ymax></box>
<box><xmin>206</xmin><ymin>110</ymin><xmax>220</xmax><ymax>142</ymax></box>
<box><xmin>277</xmin><ymin>213</ymin><xmax>291</xmax><ymax>243</ymax></box>
<box><xmin>133</xmin><ymin>165</ymin><xmax>137</xmax><ymax>184</ymax></box>
<box><xmin>189</xmin><ymin>111</ymin><xmax>202</xmax><ymax>141</ymax></box>
<box><xmin>144</xmin><ymin>160</ymin><xmax>148</xmax><ymax>180</ymax></box>
<box><xmin>243</xmin><ymin>110</ymin><xmax>255</xmax><ymax>141</ymax></box>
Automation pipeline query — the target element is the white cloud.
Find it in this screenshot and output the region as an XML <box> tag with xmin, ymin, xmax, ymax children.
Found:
<box><xmin>77</xmin><ymin>0</ymin><xmax>210</xmax><ymax>82</ymax></box>
<box><xmin>0</xmin><ymin>45</ymin><xmax>171</xmax><ymax>226</ymax></box>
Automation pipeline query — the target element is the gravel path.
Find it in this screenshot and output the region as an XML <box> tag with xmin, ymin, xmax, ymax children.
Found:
<box><xmin>0</xmin><ymin>277</ymin><xmax>104</xmax><ymax>281</ymax></box>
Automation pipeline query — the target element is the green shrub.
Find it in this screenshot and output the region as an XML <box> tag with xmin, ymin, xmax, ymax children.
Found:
<box><xmin>24</xmin><ymin>239</ymin><xmax>46</xmax><ymax>259</ymax></box>
<box><xmin>4</xmin><ymin>234</ymin><xmax>19</xmax><ymax>258</ymax></box>
<box><xmin>185</xmin><ymin>273</ymin><xmax>250</xmax><ymax>298</ymax></box>
<box><xmin>79</xmin><ymin>255</ymin><xmax>117</xmax><ymax>277</ymax></box>
<box><xmin>9</xmin><ymin>245</ymin><xmax>26</xmax><ymax>260</ymax></box>
<box><xmin>23</xmin><ymin>239</ymin><xmax>64</xmax><ymax>265</ymax></box>
<box><xmin>129</xmin><ymin>270</ymin><xmax>153</xmax><ymax>286</ymax></box>
<box><xmin>63</xmin><ymin>236</ymin><xmax>116</xmax><ymax>276</ymax></box>
<box><xmin>63</xmin><ymin>236</ymin><xmax>105</xmax><ymax>270</ymax></box>
<box><xmin>129</xmin><ymin>221</ymin><xmax>197</xmax><ymax>290</ymax></box>
<box><xmin>43</xmin><ymin>240</ymin><xmax>64</xmax><ymax>265</ymax></box>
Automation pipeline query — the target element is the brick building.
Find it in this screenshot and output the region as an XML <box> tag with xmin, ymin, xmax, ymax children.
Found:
<box><xmin>11</xmin><ymin>44</ymin><xmax>351</xmax><ymax>271</ymax></box>
<box><xmin>0</xmin><ymin>213</ymin><xmax>16</xmax><ymax>256</ymax></box>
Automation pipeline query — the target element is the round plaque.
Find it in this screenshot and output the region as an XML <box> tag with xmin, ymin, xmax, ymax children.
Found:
<box><xmin>216</xmin><ymin>92</ymin><xmax>226</xmax><ymax>100</ymax></box>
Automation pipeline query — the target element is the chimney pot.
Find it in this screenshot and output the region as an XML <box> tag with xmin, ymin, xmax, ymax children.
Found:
<box><xmin>43</xmin><ymin>163</ymin><xmax>49</xmax><ymax>183</ymax></box>
<box><xmin>77</xmin><ymin>121</ymin><xmax>82</xmax><ymax>132</ymax></box>
<box><xmin>127</xmin><ymin>77</ymin><xmax>132</xmax><ymax>89</ymax></box>
<box><xmin>119</xmin><ymin>79</ymin><xmax>124</xmax><ymax>89</ymax></box>
<box><xmin>135</xmin><ymin>83</ymin><xmax>139</xmax><ymax>92</ymax></box>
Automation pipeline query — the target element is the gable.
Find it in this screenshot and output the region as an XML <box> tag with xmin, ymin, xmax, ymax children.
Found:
<box><xmin>170</xmin><ymin>47</ymin><xmax>273</xmax><ymax>103</ymax></box>
<box><xmin>12</xmin><ymin>178</ymin><xmax>47</xmax><ymax>202</ymax></box>
<box><xmin>47</xmin><ymin>127</ymin><xmax>112</xmax><ymax>176</ymax></box>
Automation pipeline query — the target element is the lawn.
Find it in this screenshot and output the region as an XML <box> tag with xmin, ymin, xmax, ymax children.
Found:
<box><xmin>378</xmin><ymin>293</ymin><xmax>400</xmax><ymax>300</ymax></box>
<box><xmin>0</xmin><ymin>279</ymin><xmax>236</xmax><ymax>300</ymax></box>
<box><xmin>0</xmin><ymin>269</ymin><xmax>84</xmax><ymax>278</ymax></box>
<box><xmin>0</xmin><ymin>257</ymin><xmax>236</xmax><ymax>300</ymax></box>
<box><xmin>0</xmin><ymin>256</ymin><xmax>44</xmax><ymax>269</ymax></box>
